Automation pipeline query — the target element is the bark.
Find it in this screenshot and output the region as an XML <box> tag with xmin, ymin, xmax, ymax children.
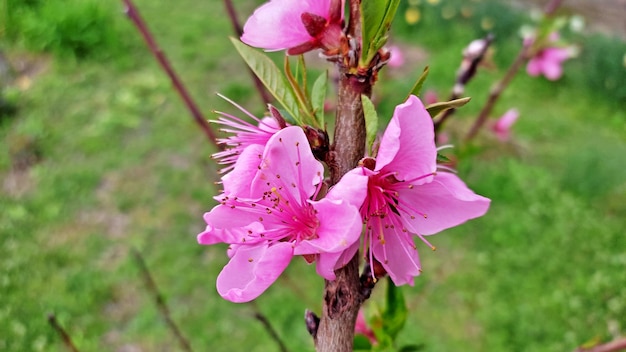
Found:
<box><xmin>315</xmin><ymin>46</ymin><xmax>373</xmax><ymax>352</ymax></box>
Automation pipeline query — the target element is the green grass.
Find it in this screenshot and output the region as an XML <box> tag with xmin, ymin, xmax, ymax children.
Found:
<box><xmin>1</xmin><ymin>0</ymin><xmax>625</xmax><ymax>351</ymax></box>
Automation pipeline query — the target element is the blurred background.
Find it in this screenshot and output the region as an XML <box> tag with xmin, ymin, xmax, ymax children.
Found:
<box><xmin>1</xmin><ymin>0</ymin><xmax>625</xmax><ymax>351</ymax></box>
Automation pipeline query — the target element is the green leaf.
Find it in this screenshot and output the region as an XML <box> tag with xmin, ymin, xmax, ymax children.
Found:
<box><xmin>436</xmin><ymin>153</ymin><xmax>451</xmax><ymax>163</ymax></box>
<box><xmin>230</xmin><ymin>38</ymin><xmax>301</xmax><ymax>123</ymax></box>
<box><xmin>361</xmin><ymin>95</ymin><xmax>378</xmax><ymax>154</ymax></box>
<box><xmin>311</xmin><ymin>70</ymin><xmax>328</xmax><ymax>127</ymax></box>
<box><xmin>405</xmin><ymin>66</ymin><xmax>429</xmax><ymax>100</ymax></box>
<box><xmin>426</xmin><ymin>97</ymin><xmax>471</xmax><ymax>118</ymax></box>
<box><xmin>360</xmin><ymin>0</ymin><xmax>401</xmax><ymax>67</ymax></box>
<box><xmin>381</xmin><ymin>277</ymin><xmax>408</xmax><ymax>341</ymax></box>
<box><xmin>398</xmin><ymin>344</ymin><xmax>425</xmax><ymax>352</ymax></box>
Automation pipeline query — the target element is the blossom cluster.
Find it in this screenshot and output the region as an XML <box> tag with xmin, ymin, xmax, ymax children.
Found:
<box><xmin>198</xmin><ymin>95</ymin><xmax>490</xmax><ymax>302</ymax></box>
<box><xmin>197</xmin><ymin>0</ymin><xmax>490</xmax><ymax>303</ymax></box>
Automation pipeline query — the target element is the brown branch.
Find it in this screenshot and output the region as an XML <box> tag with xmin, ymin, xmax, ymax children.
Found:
<box><xmin>544</xmin><ymin>0</ymin><xmax>565</xmax><ymax>17</ymax></box>
<box><xmin>464</xmin><ymin>43</ymin><xmax>529</xmax><ymax>142</ymax></box>
<box><xmin>222</xmin><ymin>0</ymin><xmax>273</xmax><ymax>105</ymax></box>
<box><xmin>315</xmin><ymin>1</ymin><xmax>372</xmax><ymax>346</ymax></box>
<box><xmin>122</xmin><ymin>0</ymin><xmax>221</xmax><ymax>149</ymax></box>
<box><xmin>132</xmin><ymin>248</ymin><xmax>193</xmax><ymax>352</ymax></box>
<box><xmin>48</xmin><ymin>314</ymin><xmax>80</xmax><ymax>352</ymax></box>
<box><xmin>434</xmin><ymin>34</ymin><xmax>494</xmax><ymax>134</ymax></box>
<box><xmin>251</xmin><ymin>306</ymin><xmax>289</xmax><ymax>352</ymax></box>
<box><xmin>575</xmin><ymin>338</ymin><xmax>626</xmax><ymax>352</ymax></box>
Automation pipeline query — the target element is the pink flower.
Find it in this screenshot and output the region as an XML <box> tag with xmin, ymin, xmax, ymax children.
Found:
<box><xmin>211</xmin><ymin>95</ymin><xmax>283</xmax><ymax>174</ymax></box>
<box><xmin>355</xmin><ymin>311</ymin><xmax>377</xmax><ymax>345</ymax></box>
<box><xmin>198</xmin><ymin>126</ymin><xmax>366</xmax><ymax>302</ymax></box>
<box><xmin>491</xmin><ymin>108</ymin><xmax>519</xmax><ymax>141</ymax></box>
<box><xmin>526</xmin><ymin>33</ymin><xmax>573</xmax><ymax>80</ymax></box>
<box><xmin>346</xmin><ymin>95</ymin><xmax>490</xmax><ymax>285</ymax></box>
<box><xmin>387</xmin><ymin>45</ymin><xmax>405</xmax><ymax>68</ymax></box>
<box><xmin>241</xmin><ymin>0</ymin><xmax>345</xmax><ymax>55</ymax></box>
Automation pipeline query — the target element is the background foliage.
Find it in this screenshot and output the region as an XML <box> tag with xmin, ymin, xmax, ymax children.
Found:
<box><xmin>1</xmin><ymin>0</ymin><xmax>624</xmax><ymax>351</ymax></box>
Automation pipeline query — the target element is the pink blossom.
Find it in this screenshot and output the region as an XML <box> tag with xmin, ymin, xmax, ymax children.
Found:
<box><xmin>355</xmin><ymin>311</ymin><xmax>377</xmax><ymax>345</ymax></box>
<box><xmin>198</xmin><ymin>126</ymin><xmax>366</xmax><ymax>302</ymax></box>
<box><xmin>241</xmin><ymin>0</ymin><xmax>345</xmax><ymax>55</ymax></box>
<box><xmin>346</xmin><ymin>95</ymin><xmax>490</xmax><ymax>285</ymax></box>
<box><xmin>211</xmin><ymin>94</ymin><xmax>283</xmax><ymax>174</ymax></box>
<box><xmin>526</xmin><ymin>33</ymin><xmax>573</xmax><ymax>80</ymax></box>
<box><xmin>387</xmin><ymin>45</ymin><xmax>405</xmax><ymax>68</ymax></box>
<box><xmin>491</xmin><ymin>108</ymin><xmax>519</xmax><ymax>141</ymax></box>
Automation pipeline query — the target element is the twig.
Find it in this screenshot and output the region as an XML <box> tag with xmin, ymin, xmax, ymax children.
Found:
<box><xmin>222</xmin><ymin>0</ymin><xmax>273</xmax><ymax>105</ymax></box>
<box><xmin>464</xmin><ymin>42</ymin><xmax>529</xmax><ymax>142</ymax></box>
<box><xmin>575</xmin><ymin>337</ymin><xmax>626</xmax><ymax>352</ymax></box>
<box><xmin>132</xmin><ymin>248</ymin><xmax>194</xmax><ymax>352</ymax></box>
<box><xmin>251</xmin><ymin>305</ymin><xmax>289</xmax><ymax>352</ymax></box>
<box><xmin>122</xmin><ymin>0</ymin><xmax>220</xmax><ymax>149</ymax></box>
<box><xmin>48</xmin><ymin>314</ymin><xmax>80</xmax><ymax>352</ymax></box>
<box><xmin>544</xmin><ymin>0</ymin><xmax>565</xmax><ymax>17</ymax></box>
<box><xmin>434</xmin><ymin>34</ymin><xmax>494</xmax><ymax>134</ymax></box>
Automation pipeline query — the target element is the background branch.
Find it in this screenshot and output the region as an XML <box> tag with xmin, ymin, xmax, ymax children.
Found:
<box><xmin>48</xmin><ymin>314</ymin><xmax>80</xmax><ymax>352</ymax></box>
<box><xmin>122</xmin><ymin>0</ymin><xmax>220</xmax><ymax>149</ymax></box>
<box><xmin>132</xmin><ymin>248</ymin><xmax>194</xmax><ymax>352</ymax></box>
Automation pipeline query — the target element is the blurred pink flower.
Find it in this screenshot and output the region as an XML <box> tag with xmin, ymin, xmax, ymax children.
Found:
<box><xmin>355</xmin><ymin>311</ymin><xmax>377</xmax><ymax>345</ymax></box>
<box><xmin>198</xmin><ymin>126</ymin><xmax>366</xmax><ymax>302</ymax></box>
<box><xmin>491</xmin><ymin>108</ymin><xmax>519</xmax><ymax>141</ymax></box>
<box><xmin>387</xmin><ymin>45</ymin><xmax>405</xmax><ymax>68</ymax></box>
<box><xmin>423</xmin><ymin>90</ymin><xmax>439</xmax><ymax>105</ymax></box>
<box><xmin>241</xmin><ymin>0</ymin><xmax>345</xmax><ymax>55</ymax></box>
<box><xmin>345</xmin><ymin>95</ymin><xmax>491</xmax><ymax>285</ymax></box>
<box><xmin>526</xmin><ymin>32</ymin><xmax>573</xmax><ymax>80</ymax></box>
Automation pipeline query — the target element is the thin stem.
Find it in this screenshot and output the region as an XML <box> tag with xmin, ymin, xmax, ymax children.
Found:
<box><xmin>544</xmin><ymin>0</ymin><xmax>565</xmax><ymax>17</ymax></box>
<box><xmin>252</xmin><ymin>306</ymin><xmax>290</xmax><ymax>352</ymax></box>
<box><xmin>434</xmin><ymin>34</ymin><xmax>494</xmax><ymax>134</ymax></box>
<box><xmin>132</xmin><ymin>248</ymin><xmax>194</xmax><ymax>352</ymax></box>
<box><xmin>48</xmin><ymin>314</ymin><xmax>80</xmax><ymax>352</ymax></box>
<box><xmin>122</xmin><ymin>0</ymin><xmax>220</xmax><ymax>149</ymax></box>
<box><xmin>464</xmin><ymin>44</ymin><xmax>529</xmax><ymax>142</ymax></box>
<box><xmin>222</xmin><ymin>0</ymin><xmax>273</xmax><ymax>105</ymax></box>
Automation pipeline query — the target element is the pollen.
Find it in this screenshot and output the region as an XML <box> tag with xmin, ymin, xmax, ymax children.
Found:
<box><xmin>248</xmin><ymin>258</ymin><xmax>254</xmax><ymax>262</ymax></box>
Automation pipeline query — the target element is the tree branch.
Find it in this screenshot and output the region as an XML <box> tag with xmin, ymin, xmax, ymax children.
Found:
<box><xmin>222</xmin><ymin>0</ymin><xmax>273</xmax><ymax>105</ymax></box>
<box><xmin>122</xmin><ymin>0</ymin><xmax>220</xmax><ymax>149</ymax></box>
<box><xmin>48</xmin><ymin>314</ymin><xmax>80</xmax><ymax>352</ymax></box>
<box><xmin>574</xmin><ymin>338</ymin><xmax>626</xmax><ymax>352</ymax></box>
<box><xmin>132</xmin><ymin>248</ymin><xmax>193</xmax><ymax>352</ymax></box>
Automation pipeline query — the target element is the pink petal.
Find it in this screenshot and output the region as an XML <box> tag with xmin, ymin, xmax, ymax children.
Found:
<box><xmin>241</xmin><ymin>0</ymin><xmax>332</xmax><ymax>51</ymax></box>
<box><xmin>372</xmin><ymin>227</ymin><xmax>421</xmax><ymax>286</ymax></box>
<box><xmin>387</xmin><ymin>45</ymin><xmax>405</xmax><ymax>68</ymax></box>
<box><xmin>400</xmin><ymin>172</ymin><xmax>491</xmax><ymax>236</ymax></box>
<box><xmin>526</xmin><ymin>57</ymin><xmax>542</xmax><ymax>77</ymax></box>
<box><xmin>326</xmin><ymin>168</ymin><xmax>369</xmax><ymax>208</ymax></box>
<box><xmin>294</xmin><ymin>198</ymin><xmax>362</xmax><ymax>256</ymax></box>
<box><xmin>216</xmin><ymin>242</ymin><xmax>293</xmax><ymax>302</ymax></box>
<box><xmin>375</xmin><ymin>95</ymin><xmax>436</xmax><ymax>183</ymax></box>
<box><xmin>198</xmin><ymin>205</ymin><xmax>265</xmax><ymax>245</ymax></box>
<box><xmin>221</xmin><ymin>144</ymin><xmax>265</xmax><ymax>197</ymax></box>
<box><xmin>253</xmin><ymin>126</ymin><xmax>324</xmax><ymax>203</ymax></box>
<box><xmin>541</xmin><ymin>61</ymin><xmax>563</xmax><ymax>80</ymax></box>
<box><xmin>492</xmin><ymin>108</ymin><xmax>519</xmax><ymax>141</ymax></box>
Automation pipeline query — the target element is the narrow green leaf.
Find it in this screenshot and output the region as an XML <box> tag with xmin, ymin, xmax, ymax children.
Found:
<box><xmin>405</xmin><ymin>66</ymin><xmax>429</xmax><ymax>100</ymax></box>
<box><xmin>311</xmin><ymin>70</ymin><xmax>328</xmax><ymax>127</ymax></box>
<box><xmin>436</xmin><ymin>153</ymin><xmax>451</xmax><ymax>163</ymax></box>
<box><xmin>426</xmin><ymin>97</ymin><xmax>471</xmax><ymax>118</ymax></box>
<box><xmin>360</xmin><ymin>0</ymin><xmax>401</xmax><ymax>67</ymax></box>
<box><xmin>230</xmin><ymin>38</ymin><xmax>300</xmax><ymax>123</ymax></box>
<box><xmin>284</xmin><ymin>56</ymin><xmax>315</xmax><ymax>125</ymax></box>
<box><xmin>381</xmin><ymin>278</ymin><xmax>408</xmax><ymax>341</ymax></box>
<box><xmin>361</xmin><ymin>95</ymin><xmax>378</xmax><ymax>154</ymax></box>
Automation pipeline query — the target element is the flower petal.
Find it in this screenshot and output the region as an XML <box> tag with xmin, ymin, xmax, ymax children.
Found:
<box><xmin>221</xmin><ymin>143</ymin><xmax>265</xmax><ymax>197</ymax></box>
<box><xmin>198</xmin><ymin>205</ymin><xmax>265</xmax><ymax>245</ymax></box>
<box><xmin>294</xmin><ymin>198</ymin><xmax>362</xmax><ymax>256</ymax></box>
<box><xmin>253</xmin><ymin>126</ymin><xmax>324</xmax><ymax>204</ymax></box>
<box><xmin>241</xmin><ymin>0</ymin><xmax>332</xmax><ymax>51</ymax></box>
<box><xmin>400</xmin><ymin>172</ymin><xmax>491</xmax><ymax>236</ymax></box>
<box><xmin>526</xmin><ymin>57</ymin><xmax>542</xmax><ymax>77</ymax></box>
<box><xmin>326</xmin><ymin>168</ymin><xmax>369</xmax><ymax>208</ymax></box>
<box><xmin>216</xmin><ymin>242</ymin><xmax>293</xmax><ymax>302</ymax></box>
<box><xmin>372</xmin><ymin>226</ymin><xmax>421</xmax><ymax>286</ymax></box>
<box><xmin>375</xmin><ymin>95</ymin><xmax>436</xmax><ymax>183</ymax></box>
